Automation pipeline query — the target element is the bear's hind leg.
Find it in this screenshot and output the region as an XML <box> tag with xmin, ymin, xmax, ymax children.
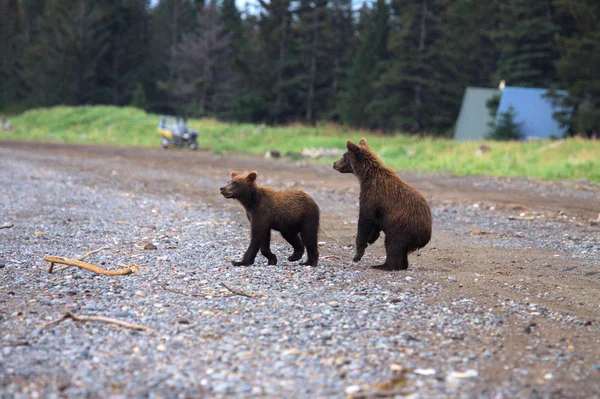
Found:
<box><xmin>281</xmin><ymin>231</ymin><xmax>305</xmax><ymax>262</ymax></box>
<box><xmin>373</xmin><ymin>235</ymin><xmax>408</xmax><ymax>271</ymax></box>
<box><xmin>299</xmin><ymin>224</ymin><xmax>319</xmax><ymax>266</ymax></box>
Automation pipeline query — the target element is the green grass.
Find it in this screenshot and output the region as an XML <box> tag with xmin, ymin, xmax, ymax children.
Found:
<box><xmin>2</xmin><ymin>105</ymin><xmax>599</xmax><ymax>183</ymax></box>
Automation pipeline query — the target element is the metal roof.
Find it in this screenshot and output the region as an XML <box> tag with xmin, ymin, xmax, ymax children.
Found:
<box><xmin>454</xmin><ymin>87</ymin><xmax>499</xmax><ymax>141</ymax></box>
<box><xmin>495</xmin><ymin>87</ymin><xmax>570</xmax><ymax>140</ymax></box>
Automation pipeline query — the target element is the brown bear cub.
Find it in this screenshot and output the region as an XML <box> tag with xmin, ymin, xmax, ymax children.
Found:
<box><xmin>220</xmin><ymin>170</ymin><xmax>320</xmax><ymax>266</ymax></box>
<box><xmin>333</xmin><ymin>138</ymin><xmax>431</xmax><ymax>270</ymax></box>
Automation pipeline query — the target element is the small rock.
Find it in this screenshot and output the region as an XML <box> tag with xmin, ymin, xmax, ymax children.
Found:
<box><xmin>345</xmin><ymin>385</ymin><xmax>361</xmax><ymax>395</ymax></box>
<box><xmin>144</xmin><ymin>243</ymin><xmax>157</xmax><ymax>250</ymax></box>
<box><xmin>448</xmin><ymin>370</ymin><xmax>478</xmax><ymax>379</ymax></box>
<box><xmin>264</xmin><ymin>150</ymin><xmax>281</xmax><ymax>159</ymax></box>
<box><xmin>414</xmin><ymin>368</ymin><xmax>436</xmax><ymax>376</ymax></box>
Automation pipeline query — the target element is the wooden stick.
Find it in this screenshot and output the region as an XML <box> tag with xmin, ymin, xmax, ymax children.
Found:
<box><xmin>0</xmin><ymin>223</ymin><xmax>14</xmax><ymax>229</ymax></box>
<box><xmin>44</xmin><ymin>255</ymin><xmax>138</xmax><ymax>276</ymax></box>
<box><xmin>323</xmin><ymin>255</ymin><xmax>342</xmax><ymax>260</ymax></box>
<box><xmin>39</xmin><ymin>312</ymin><xmax>156</xmax><ymax>334</ymax></box>
<box><xmin>79</xmin><ymin>246</ymin><xmax>110</xmax><ymax>261</ymax></box>
<box><xmin>161</xmin><ymin>285</ymin><xmax>213</xmax><ymax>297</ymax></box>
<box><xmin>47</xmin><ymin>247</ymin><xmax>111</xmax><ymax>274</ymax></box>
<box><xmin>221</xmin><ymin>282</ymin><xmax>253</xmax><ymax>298</ymax></box>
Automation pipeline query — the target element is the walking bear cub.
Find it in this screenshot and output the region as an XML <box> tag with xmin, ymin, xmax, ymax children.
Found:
<box><xmin>333</xmin><ymin>138</ymin><xmax>431</xmax><ymax>270</ymax></box>
<box><xmin>220</xmin><ymin>170</ymin><xmax>320</xmax><ymax>266</ymax></box>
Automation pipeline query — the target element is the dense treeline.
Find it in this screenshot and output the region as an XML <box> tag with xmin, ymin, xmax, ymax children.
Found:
<box><xmin>0</xmin><ymin>0</ymin><xmax>598</xmax><ymax>135</ymax></box>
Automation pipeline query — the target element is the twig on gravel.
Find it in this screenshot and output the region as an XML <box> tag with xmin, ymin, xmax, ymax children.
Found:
<box><xmin>0</xmin><ymin>223</ymin><xmax>14</xmax><ymax>229</ymax></box>
<box><xmin>39</xmin><ymin>311</ymin><xmax>157</xmax><ymax>335</ymax></box>
<box><xmin>175</xmin><ymin>324</ymin><xmax>197</xmax><ymax>334</ymax></box>
<box><xmin>2</xmin><ymin>340</ymin><xmax>30</xmax><ymax>347</ymax></box>
<box><xmin>221</xmin><ymin>282</ymin><xmax>254</xmax><ymax>298</ymax></box>
<box><xmin>79</xmin><ymin>246</ymin><xmax>111</xmax><ymax>261</ymax></box>
<box><xmin>50</xmin><ymin>247</ymin><xmax>112</xmax><ymax>273</ymax></box>
<box><xmin>161</xmin><ymin>285</ymin><xmax>210</xmax><ymax>297</ymax></box>
<box><xmin>323</xmin><ymin>255</ymin><xmax>342</xmax><ymax>260</ymax></box>
<box><xmin>44</xmin><ymin>255</ymin><xmax>139</xmax><ymax>276</ymax></box>
<box><xmin>350</xmin><ymin>390</ymin><xmax>414</xmax><ymax>399</ymax></box>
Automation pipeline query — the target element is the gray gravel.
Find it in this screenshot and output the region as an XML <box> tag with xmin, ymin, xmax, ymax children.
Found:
<box><xmin>1</xmin><ymin>146</ymin><xmax>599</xmax><ymax>399</ymax></box>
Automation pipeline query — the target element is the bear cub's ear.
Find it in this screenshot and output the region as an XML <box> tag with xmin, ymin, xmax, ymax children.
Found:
<box><xmin>230</xmin><ymin>171</ymin><xmax>238</xmax><ymax>179</ymax></box>
<box><xmin>247</xmin><ymin>171</ymin><xmax>258</xmax><ymax>182</ymax></box>
<box><xmin>346</xmin><ymin>140</ymin><xmax>359</xmax><ymax>152</ymax></box>
<box><xmin>359</xmin><ymin>138</ymin><xmax>368</xmax><ymax>147</ymax></box>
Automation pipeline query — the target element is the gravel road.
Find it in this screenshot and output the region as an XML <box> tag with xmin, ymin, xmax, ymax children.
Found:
<box><xmin>1</xmin><ymin>142</ymin><xmax>599</xmax><ymax>398</ymax></box>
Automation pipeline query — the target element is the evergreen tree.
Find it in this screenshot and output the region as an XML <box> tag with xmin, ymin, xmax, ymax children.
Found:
<box><xmin>0</xmin><ymin>0</ymin><xmax>22</xmax><ymax>107</ymax></box>
<box><xmin>369</xmin><ymin>0</ymin><xmax>447</xmax><ymax>132</ymax></box>
<box><xmin>486</xmin><ymin>106</ymin><xmax>524</xmax><ymax>141</ymax></box>
<box><xmin>215</xmin><ymin>0</ymin><xmax>262</xmax><ymax>121</ymax></box>
<box><xmin>20</xmin><ymin>0</ymin><xmax>47</xmax><ymax>45</ymax></box>
<box><xmin>443</xmin><ymin>0</ymin><xmax>499</xmax><ymax>88</ymax></box>
<box><xmin>554</xmin><ymin>0</ymin><xmax>600</xmax><ymax>135</ymax></box>
<box><xmin>170</xmin><ymin>1</ymin><xmax>230</xmax><ymax>116</ymax></box>
<box><xmin>323</xmin><ymin>0</ymin><xmax>355</xmax><ymax>121</ymax></box>
<box><xmin>293</xmin><ymin>0</ymin><xmax>331</xmax><ymax>123</ymax></box>
<box><xmin>340</xmin><ymin>0</ymin><xmax>389</xmax><ymax>128</ymax></box>
<box><xmin>96</xmin><ymin>0</ymin><xmax>151</xmax><ymax>105</ymax></box>
<box><xmin>149</xmin><ymin>0</ymin><xmax>196</xmax><ymax>112</ymax></box>
<box><xmin>21</xmin><ymin>0</ymin><xmax>111</xmax><ymax>106</ymax></box>
<box><xmin>130</xmin><ymin>82</ymin><xmax>147</xmax><ymax>110</ymax></box>
<box><xmin>494</xmin><ymin>0</ymin><xmax>559</xmax><ymax>88</ymax></box>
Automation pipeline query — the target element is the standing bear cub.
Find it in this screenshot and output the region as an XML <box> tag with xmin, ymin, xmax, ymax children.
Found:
<box><xmin>333</xmin><ymin>139</ymin><xmax>431</xmax><ymax>270</ymax></box>
<box><xmin>220</xmin><ymin>170</ymin><xmax>320</xmax><ymax>266</ymax></box>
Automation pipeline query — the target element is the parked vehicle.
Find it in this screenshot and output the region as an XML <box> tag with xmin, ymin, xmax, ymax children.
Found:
<box><xmin>157</xmin><ymin>115</ymin><xmax>198</xmax><ymax>150</ymax></box>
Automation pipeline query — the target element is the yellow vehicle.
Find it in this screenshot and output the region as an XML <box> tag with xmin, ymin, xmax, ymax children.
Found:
<box><xmin>158</xmin><ymin>115</ymin><xmax>198</xmax><ymax>150</ymax></box>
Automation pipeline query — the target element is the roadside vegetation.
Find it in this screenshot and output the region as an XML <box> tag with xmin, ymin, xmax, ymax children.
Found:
<box><xmin>2</xmin><ymin>106</ymin><xmax>599</xmax><ymax>183</ymax></box>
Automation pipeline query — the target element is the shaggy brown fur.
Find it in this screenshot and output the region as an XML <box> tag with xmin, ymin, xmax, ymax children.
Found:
<box><xmin>220</xmin><ymin>170</ymin><xmax>320</xmax><ymax>266</ymax></box>
<box><xmin>333</xmin><ymin>138</ymin><xmax>432</xmax><ymax>270</ymax></box>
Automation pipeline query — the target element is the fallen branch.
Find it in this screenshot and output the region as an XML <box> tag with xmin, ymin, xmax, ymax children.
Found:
<box><xmin>0</xmin><ymin>223</ymin><xmax>14</xmax><ymax>230</ymax></box>
<box><xmin>221</xmin><ymin>282</ymin><xmax>254</xmax><ymax>298</ymax></box>
<box><xmin>39</xmin><ymin>312</ymin><xmax>156</xmax><ymax>335</ymax></box>
<box><xmin>161</xmin><ymin>285</ymin><xmax>210</xmax><ymax>297</ymax></box>
<box><xmin>44</xmin><ymin>255</ymin><xmax>138</xmax><ymax>276</ymax></box>
<box><xmin>508</xmin><ymin>215</ymin><xmax>535</xmax><ymax>221</ymax></box>
<box><xmin>79</xmin><ymin>246</ymin><xmax>110</xmax><ymax>261</ymax></box>
<box><xmin>49</xmin><ymin>247</ymin><xmax>112</xmax><ymax>273</ymax></box>
<box><xmin>2</xmin><ymin>340</ymin><xmax>30</xmax><ymax>347</ymax></box>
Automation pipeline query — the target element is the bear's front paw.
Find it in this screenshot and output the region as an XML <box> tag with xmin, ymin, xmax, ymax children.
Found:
<box><xmin>353</xmin><ymin>253</ymin><xmax>363</xmax><ymax>262</ymax></box>
<box><xmin>232</xmin><ymin>260</ymin><xmax>251</xmax><ymax>266</ymax></box>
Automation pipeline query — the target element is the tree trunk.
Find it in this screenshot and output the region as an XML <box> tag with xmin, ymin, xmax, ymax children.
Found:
<box><xmin>305</xmin><ymin>5</ymin><xmax>319</xmax><ymax>123</ymax></box>
<box><xmin>274</xmin><ymin>3</ymin><xmax>290</xmax><ymax>122</ymax></box>
<box><xmin>412</xmin><ymin>0</ymin><xmax>427</xmax><ymax>132</ymax></box>
<box><xmin>113</xmin><ymin>14</ymin><xmax>124</xmax><ymax>105</ymax></box>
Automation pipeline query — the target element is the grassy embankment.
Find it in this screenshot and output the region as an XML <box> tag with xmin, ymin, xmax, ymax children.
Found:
<box><xmin>1</xmin><ymin>105</ymin><xmax>599</xmax><ymax>183</ymax></box>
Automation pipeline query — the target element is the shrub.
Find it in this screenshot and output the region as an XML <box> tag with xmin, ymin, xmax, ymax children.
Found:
<box><xmin>486</xmin><ymin>106</ymin><xmax>524</xmax><ymax>141</ymax></box>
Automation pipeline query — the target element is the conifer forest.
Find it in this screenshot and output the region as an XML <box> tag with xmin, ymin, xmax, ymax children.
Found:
<box><xmin>1</xmin><ymin>0</ymin><xmax>598</xmax><ymax>136</ymax></box>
